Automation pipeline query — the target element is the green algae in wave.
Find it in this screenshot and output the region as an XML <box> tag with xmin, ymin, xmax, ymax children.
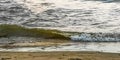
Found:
<box><xmin>0</xmin><ymin>24</ymin><xmax>70</xmax><ymax>40</ymax></box>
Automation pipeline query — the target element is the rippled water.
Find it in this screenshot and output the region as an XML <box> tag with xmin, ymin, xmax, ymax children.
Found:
<box><xmin>1</xmin><ymin>0</ymin><xmax>120</xmax><ymax>32</ymax></box>
<box><xmin>14</xmin><ymin>0</ymin><xmax>120</xmax><ymax>33</ymax></box>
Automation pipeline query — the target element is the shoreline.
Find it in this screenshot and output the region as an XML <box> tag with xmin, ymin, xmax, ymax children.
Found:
<box><xmin>0</xmin><ymin>42</ymin><xmax>119</xmax><ymax>53</ymax></box>
<box><xmin>0</xmin><ymin>39</ymin><xmax>70</xmax><ymax>48</ymax></box>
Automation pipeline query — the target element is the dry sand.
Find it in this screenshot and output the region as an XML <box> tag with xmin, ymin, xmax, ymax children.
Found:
<box><xmin>0</xmin><ymin>52</ymin><xmax>120</xmax><ymax>60</ymax></box>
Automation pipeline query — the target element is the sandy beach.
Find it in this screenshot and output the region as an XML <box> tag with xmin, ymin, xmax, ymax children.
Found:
<box><xmin>0</xmin><ymin>52</ymin><xmax>120</xmax><ymax>60</ymax></box>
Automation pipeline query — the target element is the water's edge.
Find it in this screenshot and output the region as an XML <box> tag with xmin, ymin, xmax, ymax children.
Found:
<box><xmin>0</xmin><ymin>42</ymin><xmax>119</xmax><ymax>53</ymax></box>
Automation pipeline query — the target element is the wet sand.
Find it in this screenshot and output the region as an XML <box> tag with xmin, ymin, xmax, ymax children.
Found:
<box><xmin>0</xmin><ymin>39</ymin><xmax>70</xmax><ymax>48</ymax></box>
<box><xmin>0</xmin><ymin>42</ymin><xmax>119</xmax><ymax>53</ymax></box>
<box><xmin>0</xmin><ymin>52</ymin><xmax>120</xmax><ymax>60</ymax></box>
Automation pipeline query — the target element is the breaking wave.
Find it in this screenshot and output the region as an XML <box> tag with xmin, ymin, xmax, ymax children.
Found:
<box><xmin>71</xmin><ymin>33</ymin><xmax>120</xmax><ymax>42</ymax></box>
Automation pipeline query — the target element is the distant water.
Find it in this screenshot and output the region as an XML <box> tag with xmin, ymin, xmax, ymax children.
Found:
<box><xmin>0</xmin><ymin>0</ymin><xmax>120</xmax><ymax>33</ymax></box>
<box><xmin>14</xmin><ymin>0</ymin><xmax>120</xmax><ymax>33</ymax></box>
